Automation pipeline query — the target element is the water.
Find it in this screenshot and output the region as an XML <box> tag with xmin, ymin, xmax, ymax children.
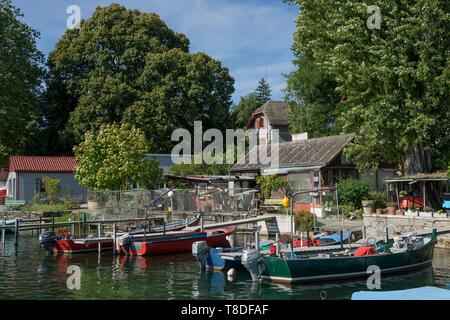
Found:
<box><xmin>0</xmin><ymin>234</ymin><xmax>449</xmax><ymax>300</ymax></box>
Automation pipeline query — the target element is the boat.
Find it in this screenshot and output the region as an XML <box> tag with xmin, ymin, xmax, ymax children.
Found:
<box><xmin>351</xmin><ymin>286</ymin><xmax>450</xmax><ymax>300</ymax></box>
<box><xmin>128</xmin><ymin>213</ymin><xmax>201</xmax><ymax>234</ymax></box>
<box><xmin>0</xmin><ymin>219</ymin><xmax>16</xmax><ymax>234</ymax></box>
<box><xmin>193</xmin><ymin>237</ymin><xmax>274</xmax><ymax>270</ymax></box>
<box><xmin>121</xmin><ymin>227</ymin><xmax>234</xmax><ymax>256</ymax></box>
<box><xmin>313</xmin><ymin>231</ymin><xmax>352</xmax><ymax>246</ymax></box>
<box><xmin>241</xmin><ymin>230</ymin><xmax>436</xmax><ymax>283</ymax></box>
<box><xmin>38</xmin><ymin>215</ymin><xmax>201</xmax><ymax>254</ymax></box>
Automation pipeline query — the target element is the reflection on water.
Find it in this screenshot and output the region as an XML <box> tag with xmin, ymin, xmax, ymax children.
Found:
<box><xmin>0</xmin><ymin>234</ymin><xmax>449</xmax><ymax>299</ymax></box>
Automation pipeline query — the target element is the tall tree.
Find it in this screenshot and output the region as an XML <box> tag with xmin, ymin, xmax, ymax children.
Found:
<box><xmin>231</xmin><ymin>93</ymin><xmax>259</xmax><ymax>129</ymax></box>
<box><xmin>286</xmin><ymin>0</ymin><xmax>450</xmax><ymax>174</ymax></box>
<box><xmin>255</xmin><ymin>78</ymin><xmax>272</xmax><ymax>105</ymax></box>
<box><xmin>45</xmin><ymin>4</ymin><xmax>234</xmax><ymax>154</ymax></box>
<box><xmin>0</xmin><ymin>0</ymin><xmax>44</xmax><ymax>164</ymax></box>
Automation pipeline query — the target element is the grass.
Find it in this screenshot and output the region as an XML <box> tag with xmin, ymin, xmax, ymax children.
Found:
<box><xmin>22</xmin><ymin>202</ymin><xmax>75</xmax><ymax>213</ymax></box>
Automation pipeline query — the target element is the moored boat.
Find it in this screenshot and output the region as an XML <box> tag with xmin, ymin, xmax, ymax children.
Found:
<box><xmin>242</xmin><ymin>230</ymin><xmax>436</xmax><ymax>283</ymax></box>
<box><xmin>121</xmin><ymin>227</ymin><xmax>234</xmax><ymax>256</ymax></box>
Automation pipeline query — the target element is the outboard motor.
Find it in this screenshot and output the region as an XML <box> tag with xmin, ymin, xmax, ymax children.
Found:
<box><xmin>39</xmin><ymin>231</ymin><xmax>58</xmax><ymax>252</ymax></box>
<box><xmin>241</xmin><ymin>248</ymin><xmax>263</xmax><ymax>281</ymax></box>
<box><xmin>192</xmin><ymin>241</ymin><xmax>210</xmax><ymax>269</ymax></box>
<box><xmin>226</xmin><ymin>234</ymin><xmax>236</xmax><ymax>249</ymax></box>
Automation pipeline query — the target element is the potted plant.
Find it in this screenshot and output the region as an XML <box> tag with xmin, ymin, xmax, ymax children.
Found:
<box><xmin>386</xmin><ymin>202</ymin><xmax>397</xmax><ymax>215</ymax></box>
<box><xmin>361</xmin><ymin>198</ymin><xmax>374</xmax><ymax>215</ymax></box>
<box><xmin>370</xmin><ymin>192</ymin><xmax>387</xmax><ymax>215</ymax></box>
<box><xmin>434</xmin><ymin>209</ymin><xmax>448</xmax><ymax>218</ymax></box>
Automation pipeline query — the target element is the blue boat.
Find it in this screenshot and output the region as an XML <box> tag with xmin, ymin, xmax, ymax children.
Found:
<box><xmin>314</xmin><ymin>231</ymin><xmax>352</xmax><ymax>246</ymax></box>
<box><xmin>351</xmin><ymin>286</ymin><xmax>450</xmax><ymax>300</ymax></box>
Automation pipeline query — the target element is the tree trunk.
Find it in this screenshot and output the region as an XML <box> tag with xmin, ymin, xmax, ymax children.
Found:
<box><xmin>403</xmin><ymin>143</ymin><xmax>432</xmax><ymax>175</ymax></box>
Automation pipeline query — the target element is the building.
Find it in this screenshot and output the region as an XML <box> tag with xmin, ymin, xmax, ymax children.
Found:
<box><xmin>0</xmin><ymin>167</ymin><xmax>7</xmax><ymax>205</ymax></box>
<box><xmin>231</xmin><ymin>134</ymin><xmax>396</xmax><ymax>216</ymax></box>
<box><xmin>5</xmin><ymin>156</ymin><xmax>87</xmax><ymax>203</ymax></box>
<box><xmin>146</xmin><ymin>154</ymin><xmax>193</xmax><ymax>175</ymax></box>
<box><xmin>248</xmin><ymin>100</ymin><xmax>292</xmax><ymax>144</ymax></box>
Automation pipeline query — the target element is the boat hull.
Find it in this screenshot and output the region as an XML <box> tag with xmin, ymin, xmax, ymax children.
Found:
<box><xmin>54</xmin><ymin>239</ymin><xmax>113</xmax><ymax>254</ymax></box>
<box><xmin>261</xmin><ymin>236</ymin><xmax>435</xmax><ymax>283</ymax></box>
<box><xmin>122</xmin><ymin>228</ymin><xmax>234</xmax><ymax>256</ymax></box>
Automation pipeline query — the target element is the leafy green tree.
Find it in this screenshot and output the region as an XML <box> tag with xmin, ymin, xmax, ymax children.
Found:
<box><xmin>286</xmin><ymin>0</ymin><xmax>450</xmax><ymax>174</ymax></box>
<box><xmin>231</xmin><ymin>93</ymin><xmax>260</xmax><ymax>129</ymax></box>
<box><xmin>74</xmin><ymin>123</ymin><xmax>162</xmax><ymax>190</ymax></box>
<box><xmin>45</xmin><ymin>4</ymin><xmax>234</xmax><ymax>154</ymax></box>
<box><xmin>42</xmin><ymin>176</ymin><xmax>61</xmax><ymax>204</ymax></box>
<box><xmin>294</xmin><ymin>210</ymin><xmax>315</xmax><ymax>231</ymax></box>
<box><xmin>256</xmin><ymin>175</ymin><xmax>291</xmax><ymax>200</ymax></box>
<box><xmin>255</xmin><ymin>78</ymin><xmax>271</xmax><ymax>105</ymax></box>
<box><xmin>337</xmin><ymin>178</ymin><xmax>370</xmax><ymax>209</ymax></box>
<box><xmin>0</xmin><ymin>0</ymin><xmax>44</xmax><ymax>164</ymax></box>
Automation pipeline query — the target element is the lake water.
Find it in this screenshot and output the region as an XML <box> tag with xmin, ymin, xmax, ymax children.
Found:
<box><xmin>0</xmin><ymin>234</ymin><xmax>448</xmax><ymax>300</ymax></box>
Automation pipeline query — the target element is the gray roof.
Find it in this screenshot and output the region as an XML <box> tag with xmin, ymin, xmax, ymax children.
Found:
<box><xmin>251</xmin><ymin>100</ymin><xmax>290</xmax><ymax>126</ymax></box>
<box><xmin>231</xmin><ymin>134</ymin><xmax>355</xmax><ymax>172</ymax></box>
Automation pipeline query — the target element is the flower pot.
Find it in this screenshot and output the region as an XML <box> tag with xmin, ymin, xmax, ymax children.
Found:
<box><xmin>376</xmin><ymin>208</ymin><xmax>383</xmax><ymax>214</ymax></box>
<box><xmin>419</xmin><ymin>211</ymin><xmax>433</xmax><ymax>218</ymax></box>
<box><xmin>362</xmin><ymin>200</ymin><xmax>374</xmax><ymax>215</ymax></box>
<box><xmin>387</xmin><ymin>207</ymin><xmax>396</xmax><ymax>215</ymax></box>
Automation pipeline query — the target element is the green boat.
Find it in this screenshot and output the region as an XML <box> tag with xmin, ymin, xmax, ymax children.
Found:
<box><xmin>241</xmin><ymin>230</ymin><xmax>436</xmax><ymax>283</ymax></box>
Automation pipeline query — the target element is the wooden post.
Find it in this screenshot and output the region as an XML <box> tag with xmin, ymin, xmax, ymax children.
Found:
<box><xmin>112</xmin><ymin>223</ymin><xmax>117</xmax><ymax>255</ymax></box>
<box><xmin>98</xmin><ymin>223</ymin><xmax>101</xmax><ymax>253</ymax></box>
<box><xmin>275</xmin><ymin>233</ymin><xmax>280</xmax><ymax>256</ymax></box>
<box><xmin>362</xmin><ymin>225</ymin><xmax>367</xmax><ymax>239</ymax></box>
<box><xmin>14</xmin><ymin>218</ymin><xmax>19</xmax><ymax>246</ymax></box>
<box><xmin>39</xmin><ymin>216</ymin><xmax>43</xmax><ymax>235</ymax></box>
<box><xmin>51</xmin><ymin>217</ymin><xmax>55</xmax><ymax>232</ymax></box>
<box><xmin>71</xmin><ymin>222</ymin><xmax>75</xmax><ymax>235</ymax></box>
<box><xmin>306</xmin><ymin>230</ymin><xmax>310</xmax><ymax>247</ymax></box>
<box><xmin>384</xmin><ymin>226</ymin><xmax>389</xmax><ymax>243</ymax></box>
<box><xmin>340</xmin><ymin>230</ymin><xmax>344</xmax><ymax>250</ymax></box>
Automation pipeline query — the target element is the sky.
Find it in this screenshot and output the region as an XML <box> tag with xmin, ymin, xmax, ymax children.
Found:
<box><xmin>12</xmin><ymin>0</ymin><xmax>298</xmax><ymax>104</ymax></box>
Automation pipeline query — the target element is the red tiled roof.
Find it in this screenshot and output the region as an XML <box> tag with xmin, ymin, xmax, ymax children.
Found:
<box><xmin>9</xmin><ymin>156</ymin><xmax>77</xmax><ymax>173</ymax></box>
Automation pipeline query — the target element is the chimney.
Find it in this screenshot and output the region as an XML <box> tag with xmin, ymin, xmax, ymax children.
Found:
<box><xmin>292</xmin><ymin>132</ymin><xmax>308</xmax><ymax>141</ymax></box>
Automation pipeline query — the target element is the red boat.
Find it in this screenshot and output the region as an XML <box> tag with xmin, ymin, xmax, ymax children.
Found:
<box><xmin>120</xmin><ymin>227</ymin><xmax>234</xmax><ymax>256</ymax></box>
<box><xmin>52</xmin><ymin>237</ymin><xmax>114</xmax><ymax>254</ymax></box>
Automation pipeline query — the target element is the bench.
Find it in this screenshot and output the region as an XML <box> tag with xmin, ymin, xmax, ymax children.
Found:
<box><xmin>5</xmin><ymin>200</ymin><xmax>26</xmax><ymax>209</ymax></box>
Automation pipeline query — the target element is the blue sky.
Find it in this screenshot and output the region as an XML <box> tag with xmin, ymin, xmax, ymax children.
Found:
<box><xmin>12</xmin><ymin>0</ymin><xmax>298</xmax><ymax>104</ymax></box>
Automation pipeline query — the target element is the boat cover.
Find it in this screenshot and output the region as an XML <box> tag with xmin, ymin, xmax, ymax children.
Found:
<box><xmin>351</xmin><ymin>286</ymin><xmax>450</xmax><ymax>300</ymax></box>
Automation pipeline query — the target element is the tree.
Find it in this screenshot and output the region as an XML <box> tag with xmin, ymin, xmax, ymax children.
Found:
<box><xmin>337</xmin><ymin>178</ymin><xmax>370</xmax><ymax>209</ymax></box>
<box><xmin>286</xmin><ymin>0</ymin><xmax>450</xmax><ymax>174</ymax></box>
<box><xmin>0</xmin><ymin>0</ymin><xmax>44</xmax><ymax>164</ymax></box>
<box><xmin>74</xmin><ymin>123</ymin><xmax>163</xmax><ymax>190</ymax></box>
<box><xmin>255</xmin><ymin>175</ymin><xmax>291</xmax><ymax>200</ymax></box>
<box><xmin>231</xmin><ymin>93</ymin><xmax>260</xmax><ymax>129</ymax></box>
<box><xmin>255</xmin><ymin>78</ymin><xmax>271</xmax><ymax>105</ymax></box>
<box><xmin>44</xmin><ymin>4</ymin><xmax>234</xmax><ymax>154</ymax></box>
<box><xmin>42</xmin><ymin>176</ymin><xmax>61</xmax><ymax>204</ymax></box>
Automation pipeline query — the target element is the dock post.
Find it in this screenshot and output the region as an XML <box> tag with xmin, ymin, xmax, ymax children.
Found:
<box><xmin>2</xmin><ymin>218</ymin><xmax>5</xmax><ymax>250</ymax></box>
<box><xmin>384</xmin><ymin>226</ymin><xmax>389</xmax><ymax>243</ymax></box>
<box><xmin>200</xmin><ymin>214</ymin><xmax>204</xmax><ymax>232</ymax></box>
<box><xmin>98</xmin><ymin>223</ymin><xmax>101</xmax><ymax>253</ymax></box>
<box><xmin>14</xmin><ymin>219</ymin><xmax>19</xmax><ymax>246</ymax></box>
<box><xmin>51</xmin><ymin>217</ymin><xmax>55</xmax><ymax>232</ymax></box>
<box><xmin>39</xmin><ymin>216</ymin><xmax>42</xmax><ymax>235</ymax></box>
<box><xmin>255</xmin><ymin>229</ymin><xmax>260</xmax><ymax>252</ymax></box>
<box><xmin>71</xmin><ymin>222</ymin><xmax>75</xmax><ymax>235</ymax></box>
<box><xmin>362</xmin><ymin>225</ymin><xmax>366</xmax><ymax>239</ymax></box>
<box><xmin>275</xmin><ymin>233</ymin><xmax>279</xmax><ymax>256</ymax></box>
<box><xmin>340</xmin><ymin>230</ymin><xmax>344</xmax><ymax>249</ymax></box>
<box><xmin>112</xmin><ymin>223</ymin><xmax>117</xmax><ymax>255</ymax></box>
<box><xmin>306</xmin><ymin>230</ymin><xmax>310</xmax><ymax>247</ymax></box>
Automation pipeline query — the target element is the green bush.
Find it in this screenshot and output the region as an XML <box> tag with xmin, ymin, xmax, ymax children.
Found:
<box><xmin>255</xmin><ymin>175</ymin><xmax>291</xmax><ymax>200</ymax></box>
<box><xmin>337</xmin><ymin>178</ymin><xmax>370</xmax><ymax>209</ymax></box>
<box><xmin>370</xmin><ymin>191</ymin><xmax>387</xmax><ymax>209</ymax></box>
<box><xmin>42</xmin><ymin>176</ymin><xmax>61</xmax><ymax>204</ymax></box>
<box><xmin>294</xmin><ymin>210</ymin><xmax>315</xmax><ymax>231</ymax></box>
<box><xmin>339</xmin><ymin>204</ymin><xmax>355</xmax><ymax>218</ymax></box>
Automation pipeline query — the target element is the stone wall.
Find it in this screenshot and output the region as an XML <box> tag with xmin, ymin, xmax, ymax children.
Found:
<box><xmin>363</xmin><ymin>214</ymin><xmax>450</xmax><ymax>238</ymax></box>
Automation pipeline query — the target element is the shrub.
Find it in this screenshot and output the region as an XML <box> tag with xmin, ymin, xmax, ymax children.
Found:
<box><xmin>339</xmin><ymin>204</ymin><xmax>355</xmax><ymax>218</ymax></box>
<box><xmin>294</xmin><ymin>210</ymin><xmax>315</xmax><ymax>231</ymax></box>
<box><xmin>42</xmin><ymin>176</ymin><xmax>61</xmax><ymax>204</ymax></box>
<box><xmin>337</xmin><ymin>178</ymin><xmax>370</xmax><ymax>209</ymax></box>
<box><xmin>255</xmin><ymin>175</ymin><xmax>291</xmax><ymax>200</ymax></box>
<box><xmin>370</xmin><ymin>191</ymin><xmax>387</xmax><ymax>209</ymax></box>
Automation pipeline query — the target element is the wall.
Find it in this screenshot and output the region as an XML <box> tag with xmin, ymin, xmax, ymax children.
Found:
<box><xmin>363</xmin><ymin>214</ymin><xmax>450</xmax><ymax>238</ymax></box>
<box><xmin>18</xmin><ymin>172</ymin><xmax>87</xmax><ymax>203</ymax></box>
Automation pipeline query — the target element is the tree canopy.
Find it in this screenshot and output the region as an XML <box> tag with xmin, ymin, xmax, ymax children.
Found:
<box><xmin>44</xmin><ymin>4</ymin><xmax>234</xmax><ymax>154</ymax></box>
<box><xmin>0</xmin><ymin>0</ymin><xmax>44</xmax><ymax>164</ymax></box>
<box><xmin>74</xmin><ymin>123</ymin><xmax>163</xmax><ymax>190</ymax></box>
<box><xmin>285</xmin><ymin>0</ymin><xmax>450</xmax><ymax>174</ymax></box>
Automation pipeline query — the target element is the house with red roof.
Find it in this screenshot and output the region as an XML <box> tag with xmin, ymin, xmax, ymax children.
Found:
<box><xmin>5</xmin><ymin>156</ymin><xmax>87</xmax><ymax>203</ymax></box>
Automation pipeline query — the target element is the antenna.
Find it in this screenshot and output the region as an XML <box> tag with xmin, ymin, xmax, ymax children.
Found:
<box><xmin>265</xmin><ymin>59</ymin><xmax>268</xmax><ymax>81</ymax></box>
